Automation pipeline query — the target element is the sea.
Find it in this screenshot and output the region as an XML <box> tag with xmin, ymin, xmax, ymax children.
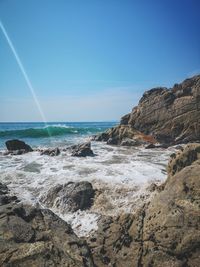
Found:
<box><xmin>0</xmin><ymin>121</ymin><xmax>117</xmax><ymax>149</ymax></box>
<box><xmin>0</xmin><ymin>121</ymin><xmax>176</xmax><ymax>236</ymax></box>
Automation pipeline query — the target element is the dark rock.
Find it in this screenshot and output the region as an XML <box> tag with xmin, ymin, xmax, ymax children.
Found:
<box><xmin>6</xmin><ymin>139</ymin><xmax>33</xmax><ymax>153</ymax></box>
<box><xmin>158</xmin><ymin>143</ymin><xmax>169</xmax><ymax>148</ymax></box>
<box><xmin>0</xmin><ymin>194</ymin><xmax>17</xmax><ymax>205</ymax></box>
<box><xmin>174</xmin><ymin>145</ymin><xmax>184</xmax><ymax>150</ymax></box>
<box><xmin>40</xmin><ymin>147</ymin><xmax>60</xmax><ymax>156</ymax></box>
<box><xmin>146</xmin><ymin>182</ymin><xmax>159</xmax><ymax>192</ymax></box>
<box><xmin>0</xmin><ymin>182</ymin><xmax>9</xmax><ymax>195</ymax></box>
<box><xmin>92</xmin><ymin>132</ymin><xmax>110</xmax><ymax>142</ymax></box>
<box><xmin>107</xmin><ymin>137</ymin><xmax>119</xmax><ymax>145</ymax></box>
<box><xmin>120</xmin><ymin>113</ymin><xmax>131</xmax><ymax>125</ymax></box>
<box><xmin>145</xmin><ymin>143</ymin><xmax>156</xmax><ymax>149</ymax></box>
<box><xmin>12</xmin><ymin>149</ymin><xmax>27</xmax><ymax>155</ymax></box>
<box><xmin>40</xmin><ymin>181</ymin><xmax>95</xmax><ymax>212</ymax></box>
<box><xmin>121</xmin><ymin>138</ymin><xmax>144</xmax><ymax>146</ymax></box>
<box><xmin>71</xmin><ymin>142</ymin><xmax>94</xmax><ymax>157</ymax></box>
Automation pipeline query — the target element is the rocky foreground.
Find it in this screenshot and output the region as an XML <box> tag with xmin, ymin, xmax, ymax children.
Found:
<box><xmin>0</xmin><ymin>143</ymin><xmax>200</xmax><ymax>267</ymax></box>
<box><xmin>95</xmin><ymin>75</ymin><xmax>200</xmax><ymax>146</ymax></box>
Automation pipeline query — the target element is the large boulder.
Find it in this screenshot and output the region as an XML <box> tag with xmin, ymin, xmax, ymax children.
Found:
<box><xmin>0</xmin><ymin>183</ymin><xmax>95</xmax><ymax>267</ymax></box>
<box><xmin>5</xmin><ymin>139</ymin><xmax>33</xmax><ymax>153</ymax></box>
<box><xmin>95</xmin><ymin>75</ymin><xmax>200</xmax><ymax>145</ymax></box>
<box><xmin>40</xmin><ymin>181</ymin><xmax>95</xmax><ymax>212</ymax></box>
<box><xmin>71</xmin><ymin>142</ymin><xmax>94</xmax><ymax>157</ymax></box>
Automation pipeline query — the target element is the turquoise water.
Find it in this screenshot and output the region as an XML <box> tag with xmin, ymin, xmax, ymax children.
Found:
<box><xmin>0</xmin><ymin>122</ymin><xmax>117</xmax><ymax>149</ymax></box>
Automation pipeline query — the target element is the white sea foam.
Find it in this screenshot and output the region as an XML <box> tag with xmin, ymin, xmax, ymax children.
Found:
<box><xmin>0</xmin><ymin>141</ymin><xmax>176</xmax><ymax>236</ymax></box>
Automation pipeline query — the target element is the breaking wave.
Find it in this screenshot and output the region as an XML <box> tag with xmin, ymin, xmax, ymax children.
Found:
<box><xmin>0</xmin><ymin>125</ymin><xmax>101</xmax><ymax>138</ymax></box>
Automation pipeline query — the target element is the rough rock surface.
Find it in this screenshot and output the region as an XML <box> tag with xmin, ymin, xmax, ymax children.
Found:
<box><xmin>94</xmin><ymin>125</ymin><xmax>156</xmax><ymax>146</ymax></box>
<box><xmin>86</xmin><ymin>143</ymin><xmax>200</xmax><ymax>267</ymax></box>
<box><xmin>96</xmin><ymin>75</ymin><xmax>200</xmax><ymax>145</ymax></box>
<box><xmin>1</xmin><ymin>144</ymin><xmax>199</xmax><ymax>266</ymax></box>
<box><xmin>0</xmin><ymin>183</ymin><xmax>95</xmax><ymax>267</ymax></box>
<box><xmin>40</xmin><ymin>147</ymin><xmax>60</xmax><ymax>156</ymax></box>
<box><xmin>5</xmin><ymin>139</ymin><xmax>33</xmax><ymax>153</ymax></box>
<box><xmin>40</xmin><ymin>181</ymin><xmax>95</xmax><ymax>212</ymax></box>
<box><xmin>71</xmin><ymin>142</ymin><xmax>94</xmax><ymax>157</ymax></box>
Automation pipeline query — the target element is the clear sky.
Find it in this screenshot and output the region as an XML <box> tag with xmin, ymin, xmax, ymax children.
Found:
<box><xmin>0</xmin><ymin>0</ymin><xmax>200</xmax><ymax>122</ymax></box>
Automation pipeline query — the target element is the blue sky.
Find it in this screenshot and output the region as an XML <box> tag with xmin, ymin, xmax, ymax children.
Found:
<box><xmin>0</xmin><ymin>0</ymin><xmax>200</xmax><ymax>122</ymax></box>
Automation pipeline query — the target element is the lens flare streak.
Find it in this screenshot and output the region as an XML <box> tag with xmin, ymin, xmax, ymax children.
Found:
<box><xmin>0</xmin><ymin>20</ymin><xmax>51</xmax><ymax>137</ymax></box>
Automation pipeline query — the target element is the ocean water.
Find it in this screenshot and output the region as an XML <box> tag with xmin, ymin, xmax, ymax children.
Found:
<box><xmin>0</xmin><ymin>121</ymin><xmax>177</xmax><ymax>237</ymax></box>
<box><xmin>0</xmin><ymin>121</ymin><xmax>117</xmax><ymax>149</ymax></box>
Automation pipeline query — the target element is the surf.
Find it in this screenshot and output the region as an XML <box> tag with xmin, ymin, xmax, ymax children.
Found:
<box><xmin>0</xmin><ymin>125</ymin><xmax>102</xmax><ymax>138</ymax></box>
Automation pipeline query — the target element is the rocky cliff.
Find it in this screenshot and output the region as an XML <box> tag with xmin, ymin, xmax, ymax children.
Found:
<box><xmin>95</xmin><ymin>75</ymin><xmax>200</xmax><ymax>145</ymax></box>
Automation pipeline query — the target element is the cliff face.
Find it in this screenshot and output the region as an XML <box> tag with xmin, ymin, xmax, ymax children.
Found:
<box><xmin>96</xmin><ymin>75</ymin><xmax>200</xmax><ymax>145</ymax></box>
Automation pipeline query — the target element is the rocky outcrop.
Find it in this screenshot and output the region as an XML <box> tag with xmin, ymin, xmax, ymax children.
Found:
<box><xmin>71</xmin><ymin>142</ymin><xmax>94</xmax><ymax>157</ymax></box>
<box><xmin>167</xmin><ymin>143</ymin><xmax>200</xmax><ymax>176</ymax></box>
<box><xmin>40</xmin><ymin>147</ymin><xmax>60</xmax><ymax>156</ymax></box>
<box><xmin>96</xmin><ymin>75</ymin><xmax>200</xmax><ymax>145</ymax></box>
<box><xmin>86</xmin><ymin>143</ymin><xmax>200</xmax><ymax>266</ymax></box>
<box><xmin>5</xmin><ymin>139</ymin><xmax>33</xmax><ymax>153</ymax></box>
<box><xmin>0</xmin><ymin>183</ymin><xmax>95</xmax><ymax>267</ymax></box>
<box><xmin>94</xmin><ymin>125</ymin><xmax>156</xmax><ymax>146</ymax></box>
<box><xmin>40</xmin><ymin>181</ymin><xmax>95</xmax><ymax>212</ymax></box>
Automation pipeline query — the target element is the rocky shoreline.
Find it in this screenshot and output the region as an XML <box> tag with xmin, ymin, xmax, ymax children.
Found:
<box><xmin>1</xmin><ymin>143</ymin><xmax>200</xmax><ymax>266</ymax></box>
<box><xmin>1</xmin><ymin>75</ymin><xmax>200</xmax><ymax>266</ymax></box>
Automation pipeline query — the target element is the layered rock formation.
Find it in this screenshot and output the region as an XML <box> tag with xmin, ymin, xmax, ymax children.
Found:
<box><xmin>95</xmin><ymin>75</ymin><xmax>200</xmax><ymax>145</ymax></box>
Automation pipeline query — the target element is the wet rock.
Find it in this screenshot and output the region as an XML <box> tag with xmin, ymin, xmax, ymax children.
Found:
<box><xmin>107</xmin><ymin>137</ymin><xmax>119</xmax><ymax>145</ymax></box>
<box><xmin>0</xmin><ymin>182</ymin><xmax>9</xmax><ymax>195</ymax></box>
<box><xmin>40</xmin><ymin>147</ymin><xmax>60</xmax><ymax>156</ymax></box>
<box><xmin>0</xmin><ymin>183</ymin><xmax>18</xmax><ymax>205</ymax></box>
<box><xmin>40</xmin><ymin>181</ymin><xmax>95</xmax><ymax>212</ymax></box>
<box><xmin>92</xmin><ymin>132</ymin><xmax>110</xmax><ymax>142</ymax></box>
<box><xmin>120</xmin><ymin>138</ymin><xmax>142</xmax><ymax>146</ymax></box>
<box><xmin>145</xmin><ymin>143</ymin><xmax>156</xmax><ymax>149</ymax></box>
<box><xmin>5</xmin><ymin>139</ymin><xmax>33</xmax><ymax>153</ymax></box>
<box><xmin>97</xmin><ymin>125</ymin><xmax>156</xmax><ymax>146</ymax></box>
<box><xmin>71</xmin><ymin>142</ymin><xmax>94</xmax><ymax>157</ymax></box>
<box><xmin>0</xmin><ymin>184</ymin><xmax>95</xmax><ymax>267</ymax></box>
